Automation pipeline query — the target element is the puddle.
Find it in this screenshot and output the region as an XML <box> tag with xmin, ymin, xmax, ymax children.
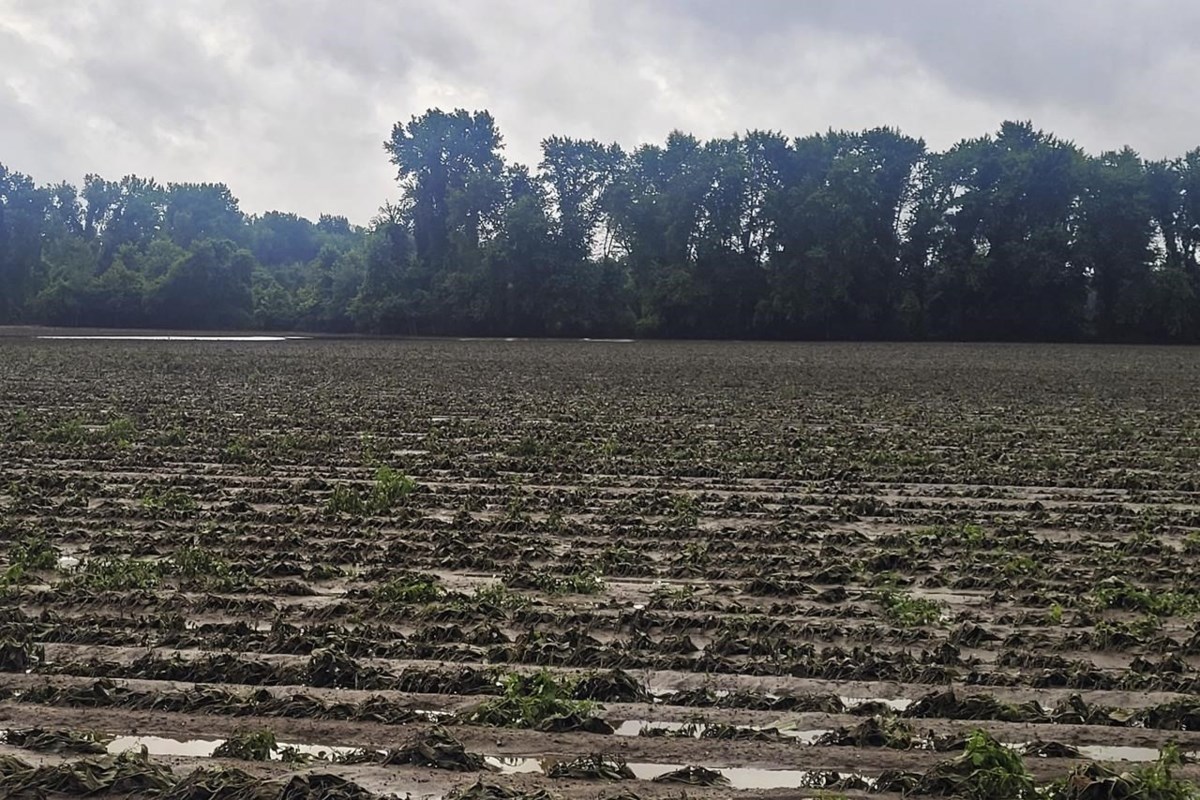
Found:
<box><xmin>627</xmin><ymin>762</ymin><xmax>693</xmax><ymax>781</ymax></box>
<box><xmin>276</xmin><ymin>742</ymin><xmax>365</xmax><ymax>759</ymax></box>
<box><xmin>1078</xmin><ymin>744</ymin><xmax>1178</xmax><ymax>763</ymax></box>
<box><xmin>56</xmin><ymin>555</ymin><xmax>80</xmax><ymax>569</ymax></box>
<box><xmin>487</xmin><ymin>755</ymin><xmax>871</xmax><ymax>789</ymax></box>
<box><xmin>614</xmin><ymin>720</ymin><xmax>694</xmax><ymax>737</ymax></box>
<box><xmin>647</xmin><ymin>688</ymin><xmax>913</xmax><ymax>714</ymax></box>
<box><xmin>626</xmin><ymin>761</ymin><xmax>873</xmax><ymax>789</ymax></box>
<box><xmin>99</xmin><ymin>733</ymin><xmax>1179</xmax><ymax>786</ymax></box>
<box><xmin>487</xmin><ymin>756</ymin><xmax>548</xmax><ymax>774</ymax></box>
<box><xmin>108</xmin><ymin>735</ymin><xmax>364</xmax><ymax>761</ymax></box>
<box><xmin>38</xmin><ymin>335</ymin><xmax>306</xmax><ymax>342</ymax></box>
<box><xmin>1007</xmin><ymin>741</ymin><xmax>1192</xmax><ymax>763</ymax></box>
<box><xmin>614</xmin><ymin>720</ymin><xmax>828</xmax><ymax>744</ymax></box>
<box><xmin>840</xmin><ymin>696</ymin><xmax>913</xmax><ymax>712</ymax></box>
<box><xmin>581</xmin><ymin>338</ymin><xmax>635</xmax><ymax>343</ymax></box>
<box><xmin>107</xmin><ymin>736</ymin><xmax>875</xmax><ymax>792</ymax></box>
<box><xmin>709</xmin><ymin>766</ymin><xmax>869</xmax><ymax>790</ymax></box>
<box><xmin>648</xmin><ymin>687</ymin><xmax>732</xmax><ymax>702</ymax></box>
<box><xmin>779</xmin><ymin>729</ymin><xmax>830</xmax><ymax>744</ymax></box>
<box><xmin>109</xmin><ymin>736</ymin><xmax>222</xmax><ymax>758</ymax></box>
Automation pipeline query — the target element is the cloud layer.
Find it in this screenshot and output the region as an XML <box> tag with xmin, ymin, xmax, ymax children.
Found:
<box><xmin>3</xmin><ymin>0</ymin><xmax>1197</xmax><ymax>222</ymax></box>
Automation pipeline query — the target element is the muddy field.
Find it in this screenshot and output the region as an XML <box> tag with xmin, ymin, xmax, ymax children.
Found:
<box><xmin>1</xmin><ymin>336</ymin><xmax>1199</xmax><ymax>799</ymax></box>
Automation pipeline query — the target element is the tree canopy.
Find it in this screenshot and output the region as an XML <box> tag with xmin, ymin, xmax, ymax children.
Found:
<box><xmin>3</xmin><ymin>112</ymin><xmax>1200</xmax><ymax>341</ymax></box>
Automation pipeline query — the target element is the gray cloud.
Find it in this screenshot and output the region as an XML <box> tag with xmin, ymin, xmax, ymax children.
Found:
<box><xmin>2</xmin><ymin>0</ymin><xmax>1199</xmax><ymax>222</ymax></box>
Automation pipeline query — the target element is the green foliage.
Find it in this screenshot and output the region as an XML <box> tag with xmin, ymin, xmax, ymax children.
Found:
<box><xmin>371</xmin><ymin>466</ymin><xmax>417</xmax><ymax>510</ymax></box>
<box><xmin>505</xmin><ymin>568</ymin><xmax>606</xmax><ymax>595</ymax></box>
<box><xmin>877</xmin><ymin>587</ymin><xmax>944</xmax><ymax>627</ymax></box>
<box><xmin>8</xmin><ymin>533</ymin><xmax>59</xmax><ymax>572</ymax></box>
<box><xmin>1131</xmin><ymin>744</ymin><xmax>1198</xmax><ymax>800</ymax></box>
<box><xmin>2</xmin><ymin>532</ymin><xmax>59</xmax><ymax>586</ymax></box>
<box><xmin>1003</xmin><ymin>554</ymin><xmax>1040</xmax><ymax>577</ymax></box>
<box><xmin>372</xmin><ymin>573</ymin><xmax>445</xmax><ymax>606</ymax></box>
<box><xmin>276</xmin><ymin>745</ymin><xmax>313</xmax><ymax>765</ymax></box>
<box><xmin>140</xmin><ymin>487</ymin><xmax>198</xmax><ymax>513</ymax></box>
<box><xmin>40</xmin><ymin>416</ymin><xmax>136</xmax><ymax>447</ymax></box>
<box><xmin>958</xmin><ymin>524</ymin><xmax>987</xmax><ymax>548</ymax></box>
<box><xmin>325</xmin><ymin>484</ymin><xmax>365</xmax><ymax>515</ymax></box>
<box><xmin>358</xmin><ymin>432</ymin><xmax>382</xmax><ymax>463</ymax></box>
<box><xmin>1042</xmin><ymin>743</ymin><xmax>1197</xmax><ymax>800</ymax></box>
<box><xmin>42</xmin><ymin>418</ymin><xmax>87</xmax><ymax>445</ymax></box>
<box><xmin>212</xmin><ymin>729</ymin><xmax>277</xmax><ymax>761</ymax></box>
<box><xmin>471</xmin><ymin>582</ymin><xmax>532</xmax><ymax>611</ymax></box>
<box><xmin>5</xmin><ymin>116</ymin><xmax>1200</xmax><ymax>342</ymax></box>
<box><xmin>61</xmin><ymin>557</ymin><xmax>161</xmax><ymax>591</ymax></box>
<box><xmin>650</xmin><ymin>582</ymin><xmax>696</xmax><ymax>605</ymax></box>
<box><xmin>325</xmin><ymin>467</ymin><xmax>417</xmax><ymax>515</ymax></box>
<box><xmin>953</xmin><ymin>730</ymin><xmax>1035</xmax><ymax>800</ymax></box>
<box><xmin>221</xmin><ymin>436</ymin><xmax>251</xmax><ymax>463</ymax></box>
<box><xmin>1089</xmin><ymin>579</ymin><xmax>1200</xmax><ymax>617</ymax></box>
<box><xmin>103</xmin><ymin>416</ymin><xmax>137</xmax><ymax>447</ymax></box>
<box><xmin>168</xmin><ymin>546</ymin><xmax>242</xmax><ymax>590</ymax></box>
<box><xmin>469</xmin><ymin>670</ymin><xmax>599</xmax><ymax>728</ymax></box>
<box><xmin>670</xmin><ymin>494</ymin><xmax>700</xmax><ymax>527</ymax></box>
<box><xmin>681</xmin><ymin>540</ymin><xmax>709</xmax><ymax>564</ymax></box>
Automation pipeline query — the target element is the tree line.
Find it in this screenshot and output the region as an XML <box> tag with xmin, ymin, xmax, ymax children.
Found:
<box><xmin>2</xmin><ymin>110</ymin><xmax>1199</xmax><ymax>341</ymax></box>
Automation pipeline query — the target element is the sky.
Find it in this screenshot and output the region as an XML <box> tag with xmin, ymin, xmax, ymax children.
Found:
<box><xmin>3</xmin><ymin>0</ymin><xmax>1199</xmax><ymax>223</ymax></box>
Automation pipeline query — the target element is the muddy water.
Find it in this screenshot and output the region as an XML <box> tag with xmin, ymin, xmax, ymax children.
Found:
<box><xmin>108</xmin><ymin>735</ymin><xmax>366</xmax><ymax>760</ymax></box>
<box><xmin>614</xmin><ymin>723</ymin><xmax>1185</xmax><ymax>763</ymax></box>
<box><xmin>486</xmin><ymin>756</ymin><xmax>546</xmax><ymax>774</ymax></box>
<box><xmin>717</xmin><ymin>766</ymin><xmax>870</xmax><ymax>790</ymax></box>
<box><xmin>613</xmin><ymin>720</ymin><xmax>695</xmax><ymax>737</ymax></box>
<box><xmin>491</xmin><ymin>755</ymin><xmax>873</xmax><ymax>790</ymax></box>
<box><xmin>109</xmin><ymin>736</ymin><xmax>223</xmax><ymax>758</ymax></box>
<box><xmin>109</xmin><ymin>734</ymin><xmax>870</xmax><ymax>789</ymax></box>
<box><xmin>37</xmin><ymin>335</ymin><xmax>305</xmax><ymax>342</ymax></box>
<box><xmin>104</xmin><ymin>732</ymin><xmax>1190</xmax><ymax>790</ymax></box>
<box><xmin>614</xmin><ymin>719</ymin><xmax>829</xmax><ymax>744</ymax></box>
<box><xmin>840</xmin><ymin>696</ymin><xmax>913</xmax><ymax>712</ymax></box>
<box><xmin>1077</xmin><ymin>744</ymin><xmax>1172</xmax><ymax>763</ymax></box>
<box><xmin>648</xmin><ymin>688</ymin><xmax>914</xmax><ymax>714</ymax></box>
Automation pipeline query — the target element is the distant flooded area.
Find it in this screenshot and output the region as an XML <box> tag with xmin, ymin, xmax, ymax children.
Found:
<box><xmin>36</xmin><ymin>335</ymin><xmax>307</xmax><ymax>341</ymax></box>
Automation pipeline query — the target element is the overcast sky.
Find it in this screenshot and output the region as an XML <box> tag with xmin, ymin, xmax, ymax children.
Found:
<box><xmin>3</xmin><ymin>0</ymin><xmax>1198</xmax><ymax>223</ymax></box>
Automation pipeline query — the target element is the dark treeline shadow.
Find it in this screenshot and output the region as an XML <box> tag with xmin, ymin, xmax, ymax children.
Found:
<box><xmin>2</xmin><ymin>111</ymin><xmax>1199</xmax><ymax>342</ymax></box>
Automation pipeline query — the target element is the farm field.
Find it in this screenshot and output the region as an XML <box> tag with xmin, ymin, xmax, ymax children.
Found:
<box><xmin>1</xmin><ymin>335</ymin><xmax>1199</xmax><ymax>799</ymax></box>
